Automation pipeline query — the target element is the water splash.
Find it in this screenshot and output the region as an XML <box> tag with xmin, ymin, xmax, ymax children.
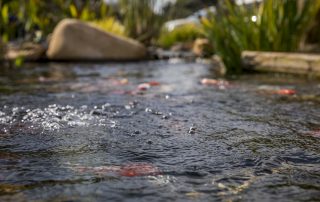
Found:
<box><xmin>0</xmin><ymin>104</ymin><xmax>119</xmax><ymax>132</ymax></box>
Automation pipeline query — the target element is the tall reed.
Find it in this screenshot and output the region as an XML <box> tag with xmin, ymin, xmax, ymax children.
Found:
<box><xmin>158</xmin><ymin>24</ymin><xmax>204</xmax><ymax>49</ymax></box>
<box><xmin>119</xmin><ymin>0</ymin><xmax>168</xmax><ymax>45</ymax></box>
<box><xmin>0</xmin><ymin>0</ymin><xmax>109</xmax><ymax>42</ymax></box>
<box><xmin>203</xmin><ymin>0</ymin><xmax>320</xmax><ymax>74</ymax></box>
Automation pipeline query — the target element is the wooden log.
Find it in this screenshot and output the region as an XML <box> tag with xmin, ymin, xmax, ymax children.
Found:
<box><xmin>242</xmin><ymin>51</ymin><xmax>320</xmax><ymax>76</ymax></box>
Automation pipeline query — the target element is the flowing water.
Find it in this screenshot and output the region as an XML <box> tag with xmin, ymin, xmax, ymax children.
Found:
<box><xmin>0</xmin><ymin>60</ymin><xmax>319</xmax><ymax>201</ymax></box>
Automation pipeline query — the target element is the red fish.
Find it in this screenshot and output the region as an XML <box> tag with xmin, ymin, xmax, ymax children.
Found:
<box><xmin>148</xmin><ymin>81</ymin><xmax>161</xmax><ymax>86</ymax></box>
<box><xmin>138</xmin><ymin>81</ymin><xmax>161</xmax><ymax>91</ymax></box>
<box><xmin>138</xmin><ymin>83</ymin><xmax>151</xmax><ymax>91</ymax></box>
<box><xmin>308</xmin><ymin>130</ymin><xmax>320</xmax><ymax>138</ymax></box>
<box><xmin>72</xmin><ymin>165</ymin><xmax>120</xmax><ymax>175</ymax></box>
<box><xmin>72</xmin><ymin>163</ymin><xmax>160</xmax><ymax>177</ymax></box>
<box><xmin>274</xmin><ymin>89</ymin><xmax>296</xmax><ymax>95</ymax></box>
<box><xmin>119</xmin><ymin>163</ymin><xmax>160</xmax><ymax>177</ymax></box>
<box><xmin>111</xmin><ymin>90</ymin><xmax>137</xmax><ymax>95</ymax></box>
<box><xmin>200</xmin><ymin>78</ymin><xmax>230</xmax><ymax>89</ymax></box>
<box><xmin>258</xmin><ymin>86</ymin><xmax>296</xmax><ymax>96</ymax></box>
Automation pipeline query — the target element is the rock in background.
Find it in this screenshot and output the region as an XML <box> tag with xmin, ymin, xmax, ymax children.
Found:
<box><xmin>242</xmin><ymin>51</ymin><xmax>320</xmax><ymax>77</ymax></box>
<box><xmin>47</xmin><ymin>19</ymin><xmax>146</xmax><ymax>61</ymax></box>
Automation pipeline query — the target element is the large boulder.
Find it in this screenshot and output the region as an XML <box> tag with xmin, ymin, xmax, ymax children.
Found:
<box><xmin>47</xmin><ymin>19</ymin><xmax>146</xmax><ymax>61</ymax></box>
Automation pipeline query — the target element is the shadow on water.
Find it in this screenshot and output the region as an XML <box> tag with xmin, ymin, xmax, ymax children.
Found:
<box><xmin>0</xmin><ymin>60</ymin><xmax>320</xmax><ymax>201</ymax></box>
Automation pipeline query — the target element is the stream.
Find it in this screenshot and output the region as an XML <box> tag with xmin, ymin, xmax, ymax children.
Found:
<box><xmin>0</xmin><ymin>60</ymin><xmax>319</xmax><ymax>201</ymax></box>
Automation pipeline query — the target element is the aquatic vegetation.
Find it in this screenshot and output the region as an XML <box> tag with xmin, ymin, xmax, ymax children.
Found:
<box><xmin>0</xmin><ymin>1</ymin><xmax>14</xmax><ymax>42</ymax></box>
<box><xmin>0</xmin><ymin>0</ymin><xmax>56</xmax><ymax>41</ymax></box>
<box><xmin>0</xmin><ymin>0</ymin><xmax>204</xmax><ymax>52</ymax></box>
<box><xmin>0</xmin><ymin>0</ymin><xmax>109</xmax><ymax>42</ymax></box>
<box><xmin>203</xmin><ymin>0</ymin><xmax>320</xmax><ymax>74</ymax></box>
<box><xmin>119</xmin><ymin>0</ymin><xmax>168</xmax><ymax>45</ymax></box>
<box><xmin>158</xmin><ymin>24</ymin><xmax>204</xmax><ymax>49</ymax></box>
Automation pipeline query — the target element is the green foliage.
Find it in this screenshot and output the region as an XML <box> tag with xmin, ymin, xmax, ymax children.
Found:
<box><xmin>0</xmin><ymin>0</ymin><xmax>108</xmax><ymax>42</ymax></box>
<box><xmin>14</xmin><ymin>56</ymin><xmax>23</xmax><ymax>67</ymax></box>
<box><xmin>119</xmin><ymin>0</ymin><xmax>168</xmax><ymax>45</ymax></box>
<box><xmin>158</xmin><ymin>24</ymin><xmax>204</xmax><ymax>49</ymax></box>
<box><xmin>203</xmin><ymin>0</ymin><xmax>320</xmax><ymax>74</ymax></box>
<box><xmin>0</xmin><ymin>1</ymin><xmax>12</xmax><ymax>42</ymax></box>
<box><xmin>1</xmin><ymin>0</ymin><xmax>169</xmax><ymax>46</ymax></box>
<box><xmin>169</xmin><ymin>0</ymin><xmax>217</xmax><ymax>19</ymax></box>
<box><xmin>90</xmin><ymin>17</ymin><xmax>126</xmax><ymax>37</ymax></box>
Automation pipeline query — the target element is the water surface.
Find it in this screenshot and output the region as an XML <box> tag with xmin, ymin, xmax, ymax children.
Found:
<box><xmin>0</xmin><ymin>60</ymin><xmax>319</xmax><ymax>201</ymax></box>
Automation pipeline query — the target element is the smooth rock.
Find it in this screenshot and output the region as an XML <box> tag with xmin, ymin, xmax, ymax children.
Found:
<box><xmin>47</xmin><ymin>19</ymin><xmax>146</xmax><ymax>61</ymax></box>
<box><xmin>242</xmin><ymin>51</ymin><xmax>320</xmax><ymax>77</ymax></box>
<box><xmin>192</xmin><ymin>38</ymin><xmax>211</xmax><ymax>57</ymax></box>
<box><xmin>211</xmin><ymin>55</ymin><xmax>227</xmax><ymax>76</ymax></box>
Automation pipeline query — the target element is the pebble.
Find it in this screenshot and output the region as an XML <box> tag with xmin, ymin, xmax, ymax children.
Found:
<box><xmin>145</xmin><ymin>108</ymin><xmax>153</xmax><ymax>113</ymax></box>
<box><xmin>162</xmin><ymin>115</ymin><xmax>169</xmax><ymax>120</ymax></box>
<box><xmin>134</xmin><ymin>130</ymin><xmax>141</xmax><ymax>135</ymax></box>
<box><xmin>154</xmin><ymin>111</ymin><xmax>163</xmax><ymax>115</ymax></box>
<box><xmin>188</xmin><ymin>127</ymin><xmax>196</xmax><ymax>134</ymax></box>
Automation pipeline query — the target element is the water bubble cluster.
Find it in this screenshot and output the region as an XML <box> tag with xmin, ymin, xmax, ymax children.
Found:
<box><xmin>0</xmin><ymin>104</ymin><xmax>118</xmax><ymax>131</ymax></box>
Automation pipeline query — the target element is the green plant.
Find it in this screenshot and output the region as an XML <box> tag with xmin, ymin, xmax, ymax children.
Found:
<box><xmin>0</xmin><ymin>0</ymin><xmax>13</xmax><ymax>42</ymax></box>
<box><xmin>0</xmin><ymin>0</ymin><xmax>109</xmax><ymax>42</ymax></box>
<box><xmin>158</xmin><ymin>24</ymin><xmax>204</xmax><ymax>49</ymax></box>
<box><xmin>203</xmin><ymin>0</ymin><xmax>320</xmax><ymax>74</ymax></box>
<box><xmin>90</xmin><ymin>17</ymin><xmax>126</xmax><ymax>37</ymax></box>
<box><xmin>119</xmin><ymin>0</ymin><xmax>168</xmax><ymax>45</ymax></box>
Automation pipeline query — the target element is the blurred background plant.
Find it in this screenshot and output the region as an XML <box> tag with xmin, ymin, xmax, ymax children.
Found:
<box><xmin>119</xmin><ymin>0</ymin><xmax>169</xmax><ymax>45</ymax></box>
<box><xmin>90</xmin><ymin>17</ymin><xmax>126</xmax><ymax>37</ymax></box>
<box><xmin>1</xmin><ymin>0</ymin><xmax>320</xmax><ymax>72</ymax></box>
<box><xmin>203</xmin><ymin>0</ymin><xmax>320</xmax><ymax>74</ymax></box>
<box><xmin>164</xmin><ymin>0</ymin><xmax>217</xmax><ymax>19</ymax></box>
<box><xmin>0</xmin><ymin>0</ymin><xmax>111</xmax><ymax>43</ymax></box>
<box><xmin>158</xmin><ymin>23</ymin><xmax>204</xmax><ymax>49</ymax></box>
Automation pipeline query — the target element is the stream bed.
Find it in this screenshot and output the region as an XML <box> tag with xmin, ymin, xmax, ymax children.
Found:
<box><xmin>0</xmin><ymin>60</ymin><xmax>319</xmax><ymax>201</ymax></box>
